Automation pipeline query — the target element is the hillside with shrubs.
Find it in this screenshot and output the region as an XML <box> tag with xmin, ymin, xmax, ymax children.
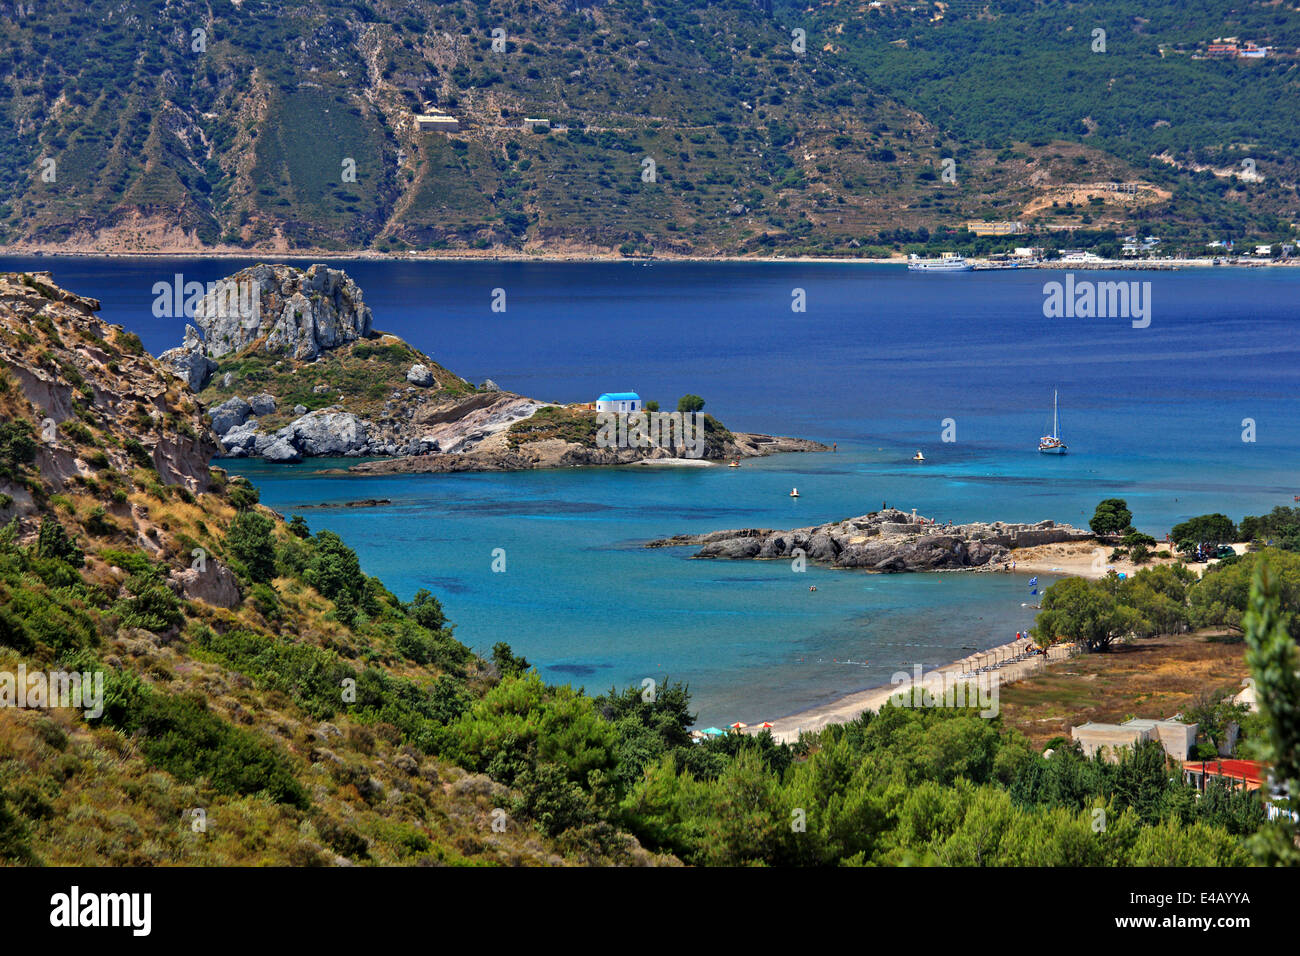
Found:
<box><xmin>1</xmin><ymin>272</ymin><xmax>1296</xmax><ymax>866</ymax></box>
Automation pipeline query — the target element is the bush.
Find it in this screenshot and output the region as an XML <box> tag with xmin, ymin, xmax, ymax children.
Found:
<box><xmin>100</xmin><ymin>673</ymin><xmax>309</xmax><ymax>808</ymax></box>
<box><xmin>227</xmin><ymin>511</ymin><xmax>277</xmax><ymax>583</ymax></box>
<box><xmin>36</xmin><ymin>516</ymin><xmax>83</xmax><ymax>566</ymax></box>
<box><xmin>228</xmin><ymin>480</ymin><xmax>259</xmax><ymax>511</ymax></box>
<box><xmin>122</xmin><ymin>436</ymin><xmax>153</xmax><ymax>469</ymax></box>
<box><xmin>116</xmin><ymin>574</ymin><xmax>184</xmax><ymax>632</ymax></box>
<box><xmin>405</xmin><ymin>588</ymin><xmax>446</xmax><ymax>631</ymax></box>
<box><xmin>0</xmin><ymin>420</ymin><xmax>37</xmax><ymax>480</ymax></box>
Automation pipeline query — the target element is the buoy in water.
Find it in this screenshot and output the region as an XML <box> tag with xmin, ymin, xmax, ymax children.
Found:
<box><xmin>790</xmin><ymin>487</ymin><xmax>800</xmax><ymax>497</ymax></box>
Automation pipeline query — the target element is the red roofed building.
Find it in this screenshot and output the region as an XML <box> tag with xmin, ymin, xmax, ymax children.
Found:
<box><xmin>1183</xmin><ymin>758</ymin><xmax>1267</xmax><ymax>791</ymax></box>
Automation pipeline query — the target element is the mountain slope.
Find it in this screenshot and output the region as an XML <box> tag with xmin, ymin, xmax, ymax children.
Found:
<box><xmin>0</xmin><ymin>270</ymin><xmax>675</xmax><ymax>865</ymax></box>
<box><xmin>3</xmin><ymin>0</ymin><xmax>1297</xmax><ymax>256</ymax></box>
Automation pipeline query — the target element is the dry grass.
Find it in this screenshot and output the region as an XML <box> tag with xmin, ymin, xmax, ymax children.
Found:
<box><xmin>998</xmin><ymin>631</ymin><xmax>1249</xmax><ymax>749</ymax></box>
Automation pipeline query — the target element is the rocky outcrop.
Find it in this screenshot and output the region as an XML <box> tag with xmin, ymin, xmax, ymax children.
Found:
<box><xmin>209</xmin><ymin>396</ymin><xmax>252</xmax><ymax>435</ymax></box>
<box><xmin>159</xmin><ymin>264</ymin><xmax>373</xmax><ymax>383</ymax></box>
<box><xmin>222</xmin><ymin>408</ymin><xmax>372</xmax><ymax>460</ymax></box>
<box><xmin>406</xmin><ymin>364</ymin><xmax>435</xmax><ymax>387</ymax></box>
<box><xmin>646</xmin><ymin>509</ymin><xmax>1093</xmax><ymax>573</ymax></box>
<box><xmin>163</xmin><ymin>264</ymin><xmax>827</xmax><ymax>470</ymax></box>
<box><xmin>248</xmin><ymin>392</ymin><xmax>276</xmax><ymax>416</ymax></box>
<box><xmin>159</xmin><ymin>326</ymin><xmax>217</xmax><ymax>391</ymax></box>
<box><xmin>342</xmin><ymin>430</ymin><xmax>827</xmax><ymax>475</ymax></box>
<box><xmin>168</xmin><ymin>561</ymin><xmax>241</xmax><ymax>608</ymax></box>
<box><xmin>0</xmin><ymin>272</ymin><xmax>220</xmax><ymax>510</ymax></box>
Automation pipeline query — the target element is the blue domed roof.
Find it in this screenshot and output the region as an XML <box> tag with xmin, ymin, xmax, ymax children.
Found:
<box><xmin>597</xmin><ymin>392</ymin><xmax>641</xmax><ymax>401</ymax></box>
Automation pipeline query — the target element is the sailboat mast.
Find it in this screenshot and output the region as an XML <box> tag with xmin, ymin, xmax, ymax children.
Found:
<box><xmin>1053</xmin><ymin>390</ymin><xmax>1059</xmax><ymax>437</ymax></box>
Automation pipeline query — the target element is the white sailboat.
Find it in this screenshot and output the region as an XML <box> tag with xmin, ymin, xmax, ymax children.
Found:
<box><xmin>1038</xmin><ymin>390</ymin><xmax>1067</xmax><ymax>454</ymax></box>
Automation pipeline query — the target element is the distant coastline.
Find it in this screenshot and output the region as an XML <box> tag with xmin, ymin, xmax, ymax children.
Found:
<box><xmin>5</xmin><ymin>247</ymin><xmax>1299</xmax><ymax>270</ymax></box>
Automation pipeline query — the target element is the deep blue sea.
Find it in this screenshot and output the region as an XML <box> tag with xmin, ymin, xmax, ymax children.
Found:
<box><xmin>6</xmin><ymin>256</ymin><xmax>1299</xmax><ymax>725</ymax></box>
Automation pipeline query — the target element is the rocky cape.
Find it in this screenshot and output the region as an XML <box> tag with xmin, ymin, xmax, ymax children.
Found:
<box><xmin>338</xmin><ymin>431</ymin><xmax>827</xmax><ymax>475</ymax></box>
<box><xmin>646</xmin><ymin>508</ymin><xmax>1093</xmax><ymax>573</ymax></box>
<box><xmin>158</xmin><ymin>263</ymin><xmax>828</xmax><ymax>469</ymax></box>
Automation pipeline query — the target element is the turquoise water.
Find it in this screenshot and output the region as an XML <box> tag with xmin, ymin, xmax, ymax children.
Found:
<box><xmin>229</xmin><ymin>453</ymin><xmax>1057</xmax><ymax>726</ymax></box>
<box><xmin>6</xmin><ymin>257</ymin><xmax>1299</xmax><ymax>725</ymax></box>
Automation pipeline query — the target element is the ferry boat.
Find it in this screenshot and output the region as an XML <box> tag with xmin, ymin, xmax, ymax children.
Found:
<box><xmin>1038</xmin><ymin>390</ymin><xmax>1067</xmax><ymax>454</ymax></box>
<box><xmin>907</xmin><ymin>252</ymin><xmax>972</xmax><ymax>273</ymax></box>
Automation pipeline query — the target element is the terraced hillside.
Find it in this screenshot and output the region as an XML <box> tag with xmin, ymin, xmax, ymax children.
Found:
<box><xmin>2</xmin><ymin>0</ymin><xmax>1298</xmax><ymax>257</ymax></box>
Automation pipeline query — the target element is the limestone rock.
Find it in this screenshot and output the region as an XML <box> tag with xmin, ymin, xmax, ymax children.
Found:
<box><xmin>159</xmin><ymin>341</ymin><xmax>217</xmax><ymax>392</ymax></box>
<box><xmin>652</xmin><ymin>509</ymin><xmax>1091</xmax><ymax>574</ymax></box>
<box><xmin>192</xmin><ymin>263</ymin><xmax>373</xmax><ymax>361</ymax></box>
<box><xmin>406</xmin><ymin>364</ymin><xmax>435</xmax><ymax>387</ymax></box>
<box><xmin>168</xmin><ymin>561</ymin><xmax>241</xmax><ymax>609</ymax></box>
<box><xmin>218</xmin><ymin>420</ymin><xmax>260</xmax><ymax>455</ymax></box>
<box><xmin>209</xmin><ymin>396</ymin><xmax>252</xmax><ymax>435</ymax></box>
<box><xmin>247</xmin><ymin>392</ymin><xmax>276</xmax><ymax>416</ymax></box>
<box><xmin>261</xmin><ymin>436</ymin><xmax>302</xmax><ymax>462</ymax></box>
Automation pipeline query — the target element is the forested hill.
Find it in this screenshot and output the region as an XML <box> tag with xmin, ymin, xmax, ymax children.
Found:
<box><xmin>2</xmin><ymin>0</ymin><xmax>1298</xmax><ymax>257</ymax></box>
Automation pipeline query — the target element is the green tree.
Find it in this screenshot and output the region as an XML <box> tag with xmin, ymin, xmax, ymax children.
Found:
<box><xmin>305</xmin><ymin>531</ymin><xmax>363</xmax><ymax>605</ymax></box>
<box><xmin>36</xmin><ymin>515</ymin><xmax>83</xmax><ymax>566</ymax></box>
<box><xmin>1089</xmin><ymin>498</ymin><xmax>1133</xmax><ymax>538</ymax></box>
<box><xmin>1242</xmin><ymin>558</ymin><xmax>1300</xmax><ymax>865</ymax></box>
<box><xmin>0</xmin><ymin>420</ymin><xmax>37</xmax><ymax>481</ymax></box>
<box><xmin>1183</xmin><ymin>690</ymin><xmax>1249</xmax><ymax>758</ymax></box>
<box><xmin>491</xmin><ymin>641</ymin><xmax>531</xmax><ymax>678</ymax></box>
<box><xmin>1171</xmin><ymin>513</ymin><xmax>1237</xmax><ymax>554</ymax></box>
<box><xmin>405</xmin><ymin>588</ymin><xmax>447</xmax><ymax>631</ymax></box>
<box><xmin>227</xmin><ymin>511</ymin><xmax>277</xmax><ymax>583</ymax></box>
<box><xmin>676</xmin><ymin>394</ymin><xmax>705</xmax><ymax>413</ymax></box>
<box><xmin>1032</xmin><ymin>574</ymin><xmax>1146</xmax><ymax>652</ymax></box>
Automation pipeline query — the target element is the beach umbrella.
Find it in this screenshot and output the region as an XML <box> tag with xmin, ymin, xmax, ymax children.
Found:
<box><xmin>760</xmin><ymin>722</ymin><xmax>774</xmax><ymax>729</ymax></box>
<box><xmin>701</xmin><ymin>727</ymin><xmax>724</xmax><ymax>736</ymax></box>
<box><xmin>730</xmin><ymin>722</ymin><xmax>748</xmax><ymax>731</ymax></box>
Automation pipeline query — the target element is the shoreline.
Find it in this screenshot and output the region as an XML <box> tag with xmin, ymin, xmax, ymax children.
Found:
<box><xmin>4</xmin><ymin>248</ymin><xmax>1299</xmax><ymax>270</ymax></box>
<box><xmin>756</xmin><ymin>636</ymin><xmax>1077</xmax><ymax>744</ymax></box>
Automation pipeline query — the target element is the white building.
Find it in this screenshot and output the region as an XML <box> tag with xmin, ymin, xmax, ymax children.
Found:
<box><xmin>415</xmin><ymin>113</ymin><xmax>460</xmax><ymax>132</ymax></box>
<box><xmin>1072</xmin><ymin>718</ymin><xmax>1197</xmax><ymax>761</ymax></box>
<box><xmin>595</xmin><ymin>392</ymin><xmax>642</xmax><ymax>413</ymax></box>
<box><xmin>523</xmin><ymin>117</ymin><xmax>551</xmax><ymax>132</ymax></box>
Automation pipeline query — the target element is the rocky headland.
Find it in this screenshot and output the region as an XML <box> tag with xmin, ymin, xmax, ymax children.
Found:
<box><xmin>157</xmin><ymin>263</ymin><xmax>827</xmax><ymax>469</ymax></box>
<box><xmin>646</xmin><ymin>508</ymin><xmax>1094</xmax><ymax>573</ymax></box>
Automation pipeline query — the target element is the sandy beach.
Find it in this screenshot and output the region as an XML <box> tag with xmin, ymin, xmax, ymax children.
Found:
<box><xmin>1008</xmin><ymin>538</ymin><xmax>1246</xmax><ymax>581</ymax></box>
<box><xmin>757</xmin><ymin>637</ymin><xmax>1079</xmax><ymax>744</ymax></box>
<box><xmin>748</xmin><ymin>538</ymin><xmax>1250</xmax><ymax>742</ymax></box>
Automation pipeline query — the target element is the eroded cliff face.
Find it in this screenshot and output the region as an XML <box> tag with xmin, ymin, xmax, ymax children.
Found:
<box><xmin>0</xmin><ymin>272</ymin><xmax>219</xmax><ymax>513</ymax></box>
